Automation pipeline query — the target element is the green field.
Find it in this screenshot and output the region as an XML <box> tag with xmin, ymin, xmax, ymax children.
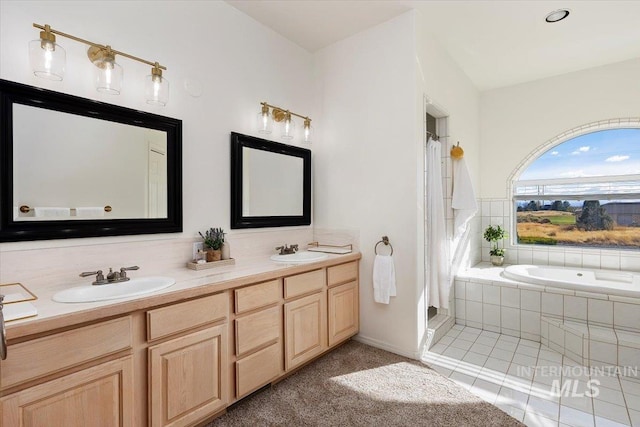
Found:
<box><xmin>547</xmin><ymin>215</ymin><xmax>576</xmax><ymax>225</ymax></box>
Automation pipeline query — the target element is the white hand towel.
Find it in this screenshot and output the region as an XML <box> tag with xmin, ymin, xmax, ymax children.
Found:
<box><xmin>34</xmin><ymin>207</ymin><xmax>70</xmax><ymax>217</ymax></box>
<box><xmin>75</xmin><ymin>207</ymin><xmax>105</xmax><ymax>217</ymax></box>
<box><xmin>373</xmin><ymin>254</ymin><xmax>396</xmax><ymax>304</ymax></box>
<box><xmin>452</xmin><ymin>157</ymin><xmax>478</xmax><ymax>238</ymax></box>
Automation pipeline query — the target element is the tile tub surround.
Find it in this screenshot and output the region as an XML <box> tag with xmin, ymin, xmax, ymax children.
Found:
<box><xmin>454</xmin><ymin>263</ymin><xmax>640</xmax><ymax>377</ymax></box>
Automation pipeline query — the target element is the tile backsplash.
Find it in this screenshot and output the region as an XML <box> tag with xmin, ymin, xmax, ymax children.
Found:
<box><xmin>0</xmin><ymin>228</ymin><xmax>314</xmax><ymax>290</ymax></box>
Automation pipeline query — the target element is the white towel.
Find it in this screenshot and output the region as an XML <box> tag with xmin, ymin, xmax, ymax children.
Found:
<box><xmin>75</xmin><ymin>207</ymin><xmax>105</xmax><ymax>217</ymax></box>
<box><xmin>452</xmin><ymin>157</ymin><xmax>478</xmax><ymax>238</ymax></box>
<box><xmin>34</xmin><ymin>207</ymin><xmax>70</xmax><ymax>217</ymax></box>
<box><xmin>373</xmin><ymin>254</ymin><xmax>396</xmax><ymax>304</ymax></box>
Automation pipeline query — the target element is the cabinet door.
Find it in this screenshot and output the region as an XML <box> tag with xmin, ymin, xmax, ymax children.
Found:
<box><xmin>148</xmin><ymin>325</ymin><xmax>228</xmax><ymax>427</ymax></box>
<box><xmin>284</xmin><ymin>292</ymin><xmax>326</xmax><ymax>371</ymax></box>
<box><xmin>328</xmin><ymin>281</ymin><xmax>359</xmax><ymax>347</ymax></box>
<box><xmin>1</xmin><ymin>357</ymin><xmax>133</xmax><ymax>427</ymax></box>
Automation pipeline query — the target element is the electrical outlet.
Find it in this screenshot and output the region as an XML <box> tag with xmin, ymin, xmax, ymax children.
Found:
<box><xmin>192</xmin><ymin>242</ymin><xmax>204</xmax><ymax>261</ymax></box>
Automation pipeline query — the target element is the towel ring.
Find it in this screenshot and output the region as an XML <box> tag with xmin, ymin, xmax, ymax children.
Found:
<box><xmin>374</xmin><ymin>236</ymin><xmax>393</xmax><ymax>255</ymax></box>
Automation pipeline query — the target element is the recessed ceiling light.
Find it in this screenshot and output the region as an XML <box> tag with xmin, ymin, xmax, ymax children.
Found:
<box><xmin>545</xmin><ymin>9</ymin><xmax>570</xmax><ymax>23</ymax></box>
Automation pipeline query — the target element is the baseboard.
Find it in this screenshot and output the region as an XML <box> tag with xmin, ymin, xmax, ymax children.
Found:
<box><xmin>353</xmin><ymin>334</ymin><xmax>420</xmax><ymax>360</ymax></box>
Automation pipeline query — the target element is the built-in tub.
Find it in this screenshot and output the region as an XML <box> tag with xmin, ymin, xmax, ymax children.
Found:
<box><xmin>503</xmin><ymin>264</ymin><xmax>640</xmax><ymax>298</ymax></box>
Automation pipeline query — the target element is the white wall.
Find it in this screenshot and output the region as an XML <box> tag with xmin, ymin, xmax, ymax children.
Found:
<box><xmin>314</xmin><ymin>12</ymin><xmax>418</xmax><ymax>357</ymax></box>
<box><xmin>478</xmin><ymin>59</ymin><xmax>640</xmax><ymax>270</ymax></box>
<box><xmin>0</xmin><ymin>0</ymin><xmax>315</xmax><ymax>256</ymax></box>
<box><xmin>480</xmin><ymin>58</ymin><xmax>640</xmax><ymax>199</ymax></box>
<box><xmin>314</xmin><ymin>10</ymin><xmax>480</xmax><ymax>357</ymax></box>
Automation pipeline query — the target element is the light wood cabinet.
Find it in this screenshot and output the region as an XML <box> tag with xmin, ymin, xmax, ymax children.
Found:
<box><xmin>328</xmin><ymin>281</ymin><xmax>359</xmax><ymax>346</ymax></box>
<box><xmin>235</xmin><ymin>342</ymin><xmax>281</xmax><ymax>398</ymax></box>
<box><xmin>1</xmin><ymin>356</ymin><xmax>134</xmax><ymax>427</ymax></box>
<box><xmin>233</xmin><ymin>281</ymin><xmax>283</xmax><ymax>399</ymax></box>
<box><xmin>1</xmin><ymin>316</ymin><xmax>132</xmax><ymax>389</ymax></box>
<box><xmin>146</xmin><ymin>293</ymin><xmax>228</xmax><ymax>341</ymax></box>
<box><xmin>284</xmin><ymin>292</ymin><xmax>327</xmax><ymax>371</ymax></box>
<box><xmin>2</xmin><ymin>255</ymin><xmax>360</xmax><ymax>426</ymax></box>
<box><xmin>148</xmin><ymin>324</ymin><xmax>228</xmax><ymax>427</ymax></box>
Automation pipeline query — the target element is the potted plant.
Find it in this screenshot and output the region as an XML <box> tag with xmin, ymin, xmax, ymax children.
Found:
<box><xmin>484</xmin><ymin>225</ymin><xmax>507</xmax><ymax>266</ymax></box>
<box><xmin>199</xmin><ymin>227</ymin><xmax>224</xmax><ymax>262</ymax></box>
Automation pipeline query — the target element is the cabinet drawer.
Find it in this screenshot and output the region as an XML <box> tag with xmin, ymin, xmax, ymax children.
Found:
<box><xmin>284</xmin><ymin>269</ymin><xmax>325</xmax><ymax>300</ymax></box>
<box><xmin>234</xmin><ymin>279</ymin><xmax>281</xmax><ymax>314</ymax></box>
<box><xmin>1</xmin><ymin>316</ymin><xmax>132</xmax><ymax>389</ymax></box>
<box><xmin>147</xmin><ymin>293</ymin><xmax>228</xmax><ymax>341</ymax></box>
<box><xmin>327</xmin><ymin>261</ymin><xmax>358</xmax><ymax>287</ymax></box>
<box><xmin>235</xmin><ymin>306</ymin><xmax>281</xmax><ymax>357</ymax></box>
<box><xmin>236</xmin><ymin>342</ymin><xmax>281</xmax><ymax>398</ymax></box>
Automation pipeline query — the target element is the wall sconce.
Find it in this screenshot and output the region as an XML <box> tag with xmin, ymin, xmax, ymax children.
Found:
<box><xmin>257</xmin><ymin>102</ymin><xmax>313</xmax><ymax>143</ymax></box>
<box><xmin>29</xmin><ymin>23</ymin><xmax>169</xmax><ymax>106</ymax></box>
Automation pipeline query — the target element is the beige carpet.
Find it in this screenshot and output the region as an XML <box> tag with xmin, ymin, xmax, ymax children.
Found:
<box><xmin>207</xmin><ymin>341</ymin><xmax>522</xmax><ymax>426</ymax></box>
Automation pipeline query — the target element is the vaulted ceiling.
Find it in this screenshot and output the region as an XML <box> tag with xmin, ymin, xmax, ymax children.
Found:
<box><xmin>226</xmin><ymin>1</ymin><xmax>640</xmax><ymax>91</ymax></box>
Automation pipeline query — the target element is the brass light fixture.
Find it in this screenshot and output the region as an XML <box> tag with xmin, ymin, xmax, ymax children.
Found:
<box><xmin>258</xmin><ymin>102</ymin><xmax>313</xmax><ymax>143</ymax></box>
<box><xmin>30</xmin><ymin>23</ymin><xmax>169</xmax><ymax>105</ymax></box>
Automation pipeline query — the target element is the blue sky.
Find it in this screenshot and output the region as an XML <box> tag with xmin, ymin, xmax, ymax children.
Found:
<box><xmin>519</xmin><ymin>128</ymin><xmax>640</xmax><ymax>180</ymax></box>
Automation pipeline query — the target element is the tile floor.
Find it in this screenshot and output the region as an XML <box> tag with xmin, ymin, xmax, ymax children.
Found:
<box><xmin>422</xmin><ymin>325</ymin><xmax>640</xmax><ymax>427</ymax></box>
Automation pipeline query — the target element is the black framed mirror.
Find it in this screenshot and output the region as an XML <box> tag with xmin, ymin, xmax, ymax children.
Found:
<box><xmin>230</xmin><ymin>132</ymin><xmax>311</xmax><ymax>229</ymax></box>
<box><xmin>0</xmin><ymin>79</ymin><xmax>182</xmax><ymax>242</ymax></box>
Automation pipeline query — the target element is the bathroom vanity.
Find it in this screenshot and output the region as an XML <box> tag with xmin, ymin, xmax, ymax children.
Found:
<box><xmin>0</xmin><ymin>253</ymin><xmax>360</xmax><ymax>427</ymax></box>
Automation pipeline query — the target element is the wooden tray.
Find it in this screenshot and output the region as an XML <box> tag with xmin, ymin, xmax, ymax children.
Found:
<box><xmin>186</xmin><ymin>258</ymin><xmax>235</xmax><ymax>270</ymax></box>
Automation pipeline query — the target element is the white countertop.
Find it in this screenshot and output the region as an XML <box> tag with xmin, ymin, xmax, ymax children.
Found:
<box><xmin>6</xmin><ymin>252</ymin><xmax>361</xmax><ymax>339</ymax></box>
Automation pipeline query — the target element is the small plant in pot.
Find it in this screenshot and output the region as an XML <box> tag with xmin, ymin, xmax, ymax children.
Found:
<box><xmin>484</xmin><ymin>225</ymin><xmax>507</xmax><ymax>266</ymax></box>
<box><xmin>199</xmin><ymin>227</ymin><xmax>224</xmax><ymax>262</ymax></box>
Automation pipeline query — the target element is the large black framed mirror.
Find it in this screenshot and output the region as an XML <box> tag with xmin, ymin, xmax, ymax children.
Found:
<box><xmin>0</xmin><ymin>79</ymin><xmax>182</xmax><ymax>242</ymax></box>
<box><xmin>230</xmin><ymin>132</ymin><xmax>311</xmax><ymax>229</ymax></box>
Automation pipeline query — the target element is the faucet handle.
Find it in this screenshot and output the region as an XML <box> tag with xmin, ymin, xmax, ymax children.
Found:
<box><xmin>79</xmin><ymin>270</ymin><xmax>99</xmax><ymax>277</ymax></box>
<box><xmin>119</xmin><ymin>266</ymin><xmax>139</xmax><ymax>279</ymax></box>
<box><xmin>79</xmin><ymin>270</ymin><xmax>105</xmax><ymax>284</ymax></box>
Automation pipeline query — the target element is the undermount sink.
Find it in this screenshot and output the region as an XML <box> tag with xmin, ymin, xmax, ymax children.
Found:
<box><xmin>270</xmin><ymin>251</ymin><xmax>329</xmax><ymax>263</ymax></box>
<box><xmin>53</xmin><ymin>276</ymin><xmax>176</xmax><ymax>303</ymax></box>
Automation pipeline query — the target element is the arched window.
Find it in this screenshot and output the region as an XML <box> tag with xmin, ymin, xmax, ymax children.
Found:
<box><xmin>513</xmin><ymin>122</ymin><xmax>640</xmax><ymax>249</ymax></box>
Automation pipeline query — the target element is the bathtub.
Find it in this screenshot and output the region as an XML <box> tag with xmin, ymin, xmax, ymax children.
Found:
<box><xmin>503</xmin><ymin>264</ymin><xmax>640</xmax><ymax>298</ymax></box>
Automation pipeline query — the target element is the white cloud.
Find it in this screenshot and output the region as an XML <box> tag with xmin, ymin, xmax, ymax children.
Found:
<box><xmin>551</xmin><ymin>151</ymin><xmax>559</xmax><ymax>156</ymax></box>
<box><xmin>572</xmin><ymin>146</ymin><xmax>590</xmax><ymax>155</ymax></box>
<box><xmin>605</xmin><ymin>155</ymin><xmax>630</xmax><ymax>162</ymax></box>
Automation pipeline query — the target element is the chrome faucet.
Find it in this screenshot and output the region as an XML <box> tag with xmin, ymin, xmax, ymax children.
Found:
<box><xmin>275</xmin><ymin>244</ymin><xmax>299</xmax><ymax>255</ymax></box>
<box><xmin>80</xmin><ymin>266</ymin><xmax>140</xmax><ymax>285</ymax></box>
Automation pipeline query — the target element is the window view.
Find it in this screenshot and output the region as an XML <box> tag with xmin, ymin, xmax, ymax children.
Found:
<box><xmin>514</xmin><ymin>128</ymin><xmax>640</xmax><ymax>249</ymax></box>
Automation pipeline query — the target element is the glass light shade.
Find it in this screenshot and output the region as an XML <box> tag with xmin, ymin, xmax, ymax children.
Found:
<box><xmin>29</xmin><ymin>39</ymin><xmax>66</xmax><ymax>81</ymax></box>
<box><xmin>145</xmin><ymin>74</ymin><xmax>169</xmax><ymax>106</ymax></box>
<box><xmin>94</xmin><ymin>59</ymin><xmax>123</xmax><ymax>95</ymax></box>
<box><xmin>281</xmin><ymin>115</ymin><xmax>295</xmax><ymax>140</ymax></box>
<box><xmin>303</xmin><ymin>122</ymin><xmax>313</xmax><ymax>143</ymax></box>
<box><xmin>257</xmin><ymin>109</ymin><xmax>272</xmax><ymax>134</ymax></box>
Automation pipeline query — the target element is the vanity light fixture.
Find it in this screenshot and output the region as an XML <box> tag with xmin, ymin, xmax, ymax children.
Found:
<box><xmin>30</xmin><ymin>23</ymin><xmax>169</xmax><ymax>105</ymax></box>
<box><xmin>545</xmin><ymin>9</ymin><xmax>570</xmax><ymax>23</ymax></box>
<box><xmin>257</xmin><ymin>102</ymin><xmax>313</xmax><ymax>143</ymax></box>
<box><xmin>28</xmin><ymin>24</ymin><xmax>66</xmax><ymax>81</ymax></box>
